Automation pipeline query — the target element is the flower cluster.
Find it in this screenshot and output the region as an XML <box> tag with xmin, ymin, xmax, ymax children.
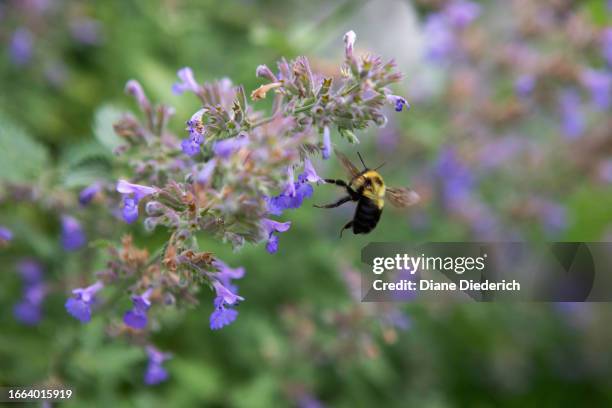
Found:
<box><xmin>52</xmin><ymin>30</ymin><xmax>408</xmax><ymax>385</ymax></box>
<box><xmin>13</xmin><ymin>260</ymin><xmax>47</xmax><ymax>325</ymax></box>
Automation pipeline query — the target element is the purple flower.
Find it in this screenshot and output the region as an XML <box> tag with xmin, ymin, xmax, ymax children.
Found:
<box><xmin>213</xmin><ymin>259</ymin><xmax>245</xmax><ymax>292</ymax></box>
<box><xmin>209</xmin><ymin>278</ymin><xmax>244</xmax><ymax>330</ymax></box>
<box><xmin>125</xmin><ymin>80</ymin><xmax>150</xmax><ymax>111</ymax></box>
<box><xmin>210</xmin><ymin>305</ymin><xmax>239</xmax><ymax>330</ymax></box>
<box><xmin>256</xmin><ymin>64</ymin><xmax>278</xmax><ymax>81</ymax></box>
<box><xmin>298</xmin><ymin>159</ymin><xmax>324</xmax><ymax>184</ymax></box>
<box><xmin>117</xmin><ymin>180</ymin><xmax>157</xmax><ymax>223</ymax></box>
<box><xmin>9</xmin><ymin>28</ymin><xmax>33</xmax><ymax>66</ymax></box>
<box><xmin>144</xmin><ymin>346</ymin><xmax>171</xmax><ymax>385</ymax></box>
<box><xmin>13</xmin><ymin>260</ymin><xmax>46</xmax><ymax>325</ymax></box>
<box><xmin>514</xmin><ymin>74</ymin><xmax>536</xmax><ymax>98</ymax></box>
<box><xmin>122</xmin><ymin>197</ymin><xmax>139</xmax><ymax>224</ymax></box>
<box><xmin>261</xmin><ymin>218</ymin><xmax>291</xmax><ymax>254</ymax></box>
<box><xmin>435</xmin><ymin>147</ymin><xmax>474</xmax><ymax>210</ymax></box>
<box><xmin>558</xmin><ymin>89</ymin><xmax>584</xmax><ymax>139</ymax></box>
<box><xmin>602</xmin><ymin>28</ymin><xmax>612</xmax><ymax>67</ymax></box>
<box><xmin>195</xmin><ymin>160</ymin><xmax>216</xmax><ymax>185</ymax></box>
<box><xmin>69</xmin><ymin>18</ymin><xmax>103</xmax><ymax>45</ymax></box>
<box><xmin>387</xmin><ymin>95</ymin><xmax>410</xmax><ymax>112</ymax></box>
<box><xmin>581</xmin><ymin>69</ymin><xmax>611</xmax><ymax>110</ymax></box>
<box><xmin>124</xmin><ymin>288</ymin><xmax>153</xmax><ymax>330</ymax></box>
<box><xmin>17</xmin><ymin>259</ymin><xmax>43</xmax><ymax>283</ymax></box>
<box><xmin>423</xmin><ymin>14</ymin><xmax>454</xmax><ymax>62</ymax></box>
<box><xmin>0</xmin><ymin>226</ymin><xmax>13</xmax><ymax>242</ymax></box>
<box><xmin>117</xmin><ymin>180</ymin><xmax>157</xmax><ymax>200</ymax></box>
<box><xmin>61</xmin><ymin>215</ymin><xmax>86</xmax><ymax>251</ymax></box>
<box><xmin>212</xmin><ymin>135</ymin><xmax>249</xmax><ymax>158</ymax></box>
<box><xmin>444</xmin><ymin>0</ymin><xmax>481</xmax><ymax>28</ymax></box>
<box><xmin>322</xmin><ymin>126</ymin><xmax>331</xmax><ymax>159</ymax></box>
<box><xmin>265</xmin><ymin>183</ymin><xmax>314</xmax><ymax>215</ymax></box>
<box><xmin>79</xmin><ymin>183</ymin><xmax>101</xmax><ymax>205</ymax></box>
<box><xmin>172</xmin><ymin>67</ymin><xmax>201</xmax><ymax>95</ymax></box>
<box><xmin>65</xmin><ymin>281</ymin><xmax>104</xmax><ymax>323</ymax></box>
<box><xmin>181</xmin><ymin>137</ymin><xmax>202</xmax><ymax>156</ymax></box>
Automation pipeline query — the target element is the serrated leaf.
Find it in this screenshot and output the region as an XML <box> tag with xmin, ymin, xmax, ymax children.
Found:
<box><xmin>0</xmin><ymin>111</ymin><xmax>49</xmax><ymax>182</ymax></box>
<box><xmin>93</xmin><ymin>105</ymin><xmax>125</xmax><ymax>151</ymax></box>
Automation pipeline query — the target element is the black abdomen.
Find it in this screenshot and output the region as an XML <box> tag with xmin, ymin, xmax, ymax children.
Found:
<box><xmin>353</xmin><ymin>198</ymin><xmax>382</xmax><ymax>234</ymax></box>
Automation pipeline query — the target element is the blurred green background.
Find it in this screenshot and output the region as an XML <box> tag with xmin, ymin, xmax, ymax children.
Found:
<box><xmin>1</xmin><ymin>0</ymin><xmax>612</xmax><ymax>406</ymax></box>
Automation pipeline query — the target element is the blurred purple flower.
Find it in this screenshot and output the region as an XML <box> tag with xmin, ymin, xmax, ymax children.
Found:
<box><xmin>181</xmin><ymin>136</ymin><xmax>202</xmax><ymax>156</ymax></box>
<box><xmin>261</xmin><ymin>218</ymin><xmax>291</xmax><ymax>254</ymax></box>
<box><xmin>0</xmin><ymin>226</ymin><xmax>13</xmax><ymax>242</ymax></box>
<box><xmin>13</xmin><ymin>259</ymin><xmax>46</xmax><ymax>325</ymax></box>
<box><xmin>434</xmin><ymin>147</ymin><xmax>474</xmax><ymax>209</ymax></box>
<box><xmin>212</xmin><ymin>135</ymin><xmax>249</xmax><ymax>158</ymax></box>
<box><xmin>344</xmin><ymin>30</ymin><xmax>356</xmax><ymax>59</ymax></box>
<box><xmin>213</xmin><ymin>259</ymin><xmax>245</xmax><ymax>293</ymax></box>
<box><xmin>210</xmin><ymin>280</ymin><xmax>244</xmax><ymax>330</ymax></box>
<box><xmin>65</xmin><ymin>281</ymin><xmax>104</xmax><ymax>323</ymax></box>
<box><xmin>444</xmin><ymin>0</ymin><xmax>481</xmax><ymax>28</ymax></box>
<box><xmin>322</xmin><ymin>126</ymin><xmax>331</xmax><ymax>159</ymax></box>
<box><xmin>558</xmin><ymin>89</ymin><xmax>584</xmax><ymax>139</ymax></box>
<box><xmin>69</xmin><ymin>18</ymin><xmax>103</xmax><ymax>45</ymax></box>
<box><xmin>144</xmin><ymin>346</ymin><xmax>171</xmax><ymax>385</ymax></box>
<box><xmin>79</xmin><ymin>183</ymin><xmax>101</xmax><ymax>206</ymax></box>
<box><xmin>124</xmin><ymin>288</ymin><xmax>153</xmax><ymax>330</ymax></box>
<box><xmin>298</xmin><ymin>159</ymin><xmax>323</xmax><ymax>184</ymax></box>
<box><xmin>602</xmin><ymin>28</ymin><xmax>612</xmax><ymax>67</ymax></box>
<box><xmin>61</xmin><ymin>215</ymin><xmax>86</xmax><ymax>251</ymax></box>
<box><xmin>172</xmin><ymin>67</ymin><xmax>201</xmax><ymax>95</ymax></box>
<box><xmin>423</xmin><ymin>14</ymin><xmax>454</xmax><ymax>62</ymax></box>
<box><xmin>122</xmin><ymin>197</ymin><xmax>139</xmax><ymax>224</ymax></box>
<box><xmin>514</xmin><ymin>74</ymin><xmax>536</xmax><ymax>98</ymax></box>
<box><xmin>9</xmin><ymin>28</ymin><xmax>33</xmax><ymax>66</ymax></box>
<box><xmin>581</xmin><ymin>69</ymin><xmax>611</xmax><ymax>110</ymax></box>
<box><xmin>195</xmin><ymin>160</ymin><xmax>216</xmax><ymax>185</ymax></box>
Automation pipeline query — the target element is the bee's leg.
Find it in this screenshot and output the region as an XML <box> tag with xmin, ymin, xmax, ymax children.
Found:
<box><xmin>339</xmin><ymin>221</ymin><xmax>353</xmax><ymax>238</ymax></box>
<box><xmin>323</xmin><ymin>179</ymin><xmax>360</xmax><ymax>200</ymax></box>
<box><xmin>314</xmin><ymin>196</ymin><xmax>352</xmax><ymax>209</ymax></box>
<box><xmin>324</xmin><ymin>178</ymin><xmax>349</xmax><ymax>187</ymax></box>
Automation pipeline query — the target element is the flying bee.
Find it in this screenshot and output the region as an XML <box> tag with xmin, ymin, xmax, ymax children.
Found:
<box><xmin>315</xmin><ymin>151</ymin><xmax>420</xmax><ymax>236</ymax></box>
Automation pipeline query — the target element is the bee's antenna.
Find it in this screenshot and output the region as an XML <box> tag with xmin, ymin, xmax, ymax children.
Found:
<box><xmin>356</xmin><ymin>152</ymin><xmax>368</xmax><ymax>170</ymax></box>
<box><xmin>374</xmin><ymin>162</ymin><xmax>386</xmax><ymax>171</ymax></box>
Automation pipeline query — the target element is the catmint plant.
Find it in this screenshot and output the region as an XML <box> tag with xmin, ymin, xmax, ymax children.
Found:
<box><xmin>55</xmin><ymin>30</ymin><xmax>408</xmax><ymax>384</ymax></box>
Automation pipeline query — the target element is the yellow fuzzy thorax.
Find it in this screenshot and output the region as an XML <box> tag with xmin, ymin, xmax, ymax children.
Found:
<box><xmin>350</xmin><ymin>170</ymin><xmax>386</xmax><ymax>208</ymax></box>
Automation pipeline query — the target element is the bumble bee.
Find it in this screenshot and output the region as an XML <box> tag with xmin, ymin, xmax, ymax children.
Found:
<box><xmin>315</xmin><ymin>151</ymin><xmax>420</xmax><ymax>236</ymax></box>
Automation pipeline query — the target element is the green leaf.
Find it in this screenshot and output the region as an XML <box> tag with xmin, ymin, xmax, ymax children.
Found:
<box><xmin>0</xmin><ymin>111</ymin><xmax>49</xmax><ymax>182</ymax></box>
<box><xmin>93</xmin><ymin>105</ymin><xmax>125</xmax><ymax>151</ymax></box>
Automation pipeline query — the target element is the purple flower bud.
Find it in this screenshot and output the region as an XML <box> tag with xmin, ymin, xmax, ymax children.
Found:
<box><xmin>444</xmin><ymin>0</ymin><xmax>481</xmax><ymax>28</ymax></box>
<box><xmin>322</xmin><ymin>127</ymin><xmax>331</xmax><ymax>160</ymax></box>
<box><xmin>144</xmin><ymin>346</ymin><xmax>171</xmax><ymax>385</ymax></box>
<box><xmin>262</xmin><ymin>219</ymin><xmax>291</xmax><ymax>254</ymax></box>
<box><xmin>123</xmin><ymin>288</ymin><xmax>153</xmax><ymax>330</ymax></box>
<box><xmin>61</xmin><ymin>215</ymin><xmax>86</xmax><ymax>251</ymax></box>
<box><xmin>195</xmin><ymin>160</ymin><xmax>216</xmax><ymax>185</ymax></box>
<box><xmin>65</xmin><ymin>281</ymin><xmax>104</xmax><ymax>323</ymax></box>
<box><xmin>514</xmin><ymin>74</ymin><xmax>536</xmax><ymax>98</ymax></box>
<box><xmin>212</xmin><ymin>135</ymin><xmax>249</xmax><ymax>158</ymax></box>
<box><xmin>122</xmin><ymin>197</ymin><xmax>139</xmax><ymax>224</ymax></box>
<box><xmin>172</xmin><ymin>67</ymin><xmax>201</xmax><ymax>95</ymax></box>
<box><xmin>344</xmin><ymin>30</ymin><xmax>356</xmax><ymax>58</ymax></box>
<box><xmin>298</xmin><ymin>159</ymin><xmax>323</xmax><ymax>184</ymax></box>
<box><xmin>387</xmin><ymin>95</ymin><xmax>410</xmax><ymax>112</ymax></box>
<box><xmin>0</xmin><ymin>226</ymin><xmax>13</xmax><ymax>242</ymax></box>
<box><xmin>78</xmin><ymin>183</ymin><xmax>101</xmax><ymax>205</ymax></box>
<box><xmin>255</xmin><ymin>64</ymin><xmax>278</xmax><ymax>82</ymax></box>
<box><xmin>116</xmin><ymin>180</ymin><xmax>157</xmax><ymax>201</ymax></box>
<box><xmin>125</xmin><ymin>80</ymin><xmax>150</xmax><ymax>110</ymax></box>
<box><xmin>581</xmin><ymin>69</ymin><xmax>611</xmax><ymax>110</ymax></box>
<box><xmin>9</xmin><ymin>28</ymin><xmax>33</xmax><ymax>66</ymax></box>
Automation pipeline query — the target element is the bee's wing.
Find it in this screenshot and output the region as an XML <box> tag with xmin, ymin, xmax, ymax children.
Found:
<box><xmin>335</xmin><ymin>150</ymin><xmax>361</xmax><ymax>178</ymax></box>
<box><xmin>386</xmin><ymin>187</ymin><xmax>420</xmax><ymax>208</ymax></box>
